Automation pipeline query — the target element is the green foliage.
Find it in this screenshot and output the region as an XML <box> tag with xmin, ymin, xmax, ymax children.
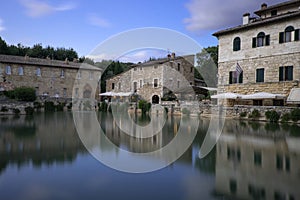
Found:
<box><xmin>161</xmin><ymin>91</ymin><xmax>177</xmax><ymax>101</ymax></box>
<box><xmin>0</xmin><ymin>37</ymin><xmax>79</xmax><ymax>61</ymax></box>
<box><xmin>196</xmin><ymin>46</ymin><xmax>218</xmax><ymax>87</ymax></box>
<box><xmin>4</xmin><ymin>90</ymin><xmax>15</xmax><ymax>99</ymax></box>
<box><xmin>248</xmin><ymin>109</ymin><xmax>260</xmax><ymax>119</ymax></box>
<box><xmin>265</xmin><ymin>110</ymin><xmax>280</xmax><ymax>122</ymax></box>
<box><xmin>281</xmin><ymin>113</ymin><xmax>291</xmax><ymax>123</ymax></box>
<box><xmin>1</xmin><ymin>106</ymin><xmax>8</xmax><ymax>112</ymax></box>
<box><xmin>13</xmin><ymin>108</ymin><xmax>20</xmax><ymax>115</ymax></box>
<box><xmin>99</xmin><ymin>102</ymin><xmax>108</xmax><ymax>112</ymax></box>
<box><xmin>56</xmin><ymin>103</ymin><xmax>65</xmax><ymax>111</ymax></box>
<box><xmin>182</xmin><ymin>108</ymin><xmax>190</xmax><ymax>115</ymax></box>
<box><xmin>25</xmin><ymin>106</ymin><xmax>34</xmax><ymax>115</ymax></box>
<box><xmin>290</xmin><ymin>108</ymin><xmax>300</xmax><ymax>122</ymax></box>
<box><xmin>138</xmin><ymin>100</ymin><xmax>151</xmax><ymax>113</ymax></box>
<box><xmin>239</xmin><ymin>112</ymin><xmax>247</xmax><ymax>117</ymax></box>
<box><xmin>44</xmin><ymin>101</ymin><xmax>55</xmax><ymax>112</ymax></box>
<box><xmin>13</xmin><ymin>87</ymin><xmax>36</xmax><ymax>101</ymax></box>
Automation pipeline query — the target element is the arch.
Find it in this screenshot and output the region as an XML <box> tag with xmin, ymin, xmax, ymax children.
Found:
<box><xmin>152</xmin><ymin>95</ymin><xmax>159</xmax><ymax>104</ymax></box>
<box><xmin>285</xmin><ymin>26</ymin><xmax>294</xmax><ymax>32</ymax></box>
<box><xmin>233</xmin><ymin>37</ymin><xmax>241</xmax><ymax>51</ymax></box>
<box><xmin>83</xmin><ymin>84</ymin><xmax>92</xmax><ymax>98</ymax></box>
<box><xmin>257</xmin><ymin>32</ymin><xmax>265</xmax><ymax>47</ymax></box>
<box><xmin>284</xmin><ymin>26</ymin><xmax>294</xmax><ymax>42</ymax></box>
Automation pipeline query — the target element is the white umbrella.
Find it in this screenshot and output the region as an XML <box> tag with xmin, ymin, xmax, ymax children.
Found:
<box><xmin>211</xmin><ymin>92</ymin><xmax>242</xmax><ymax>99</ymax></box>
<box><xmin>241</xmin><ymin>92</ymin><xmax>285</xmax><ymax>99</ymax></box>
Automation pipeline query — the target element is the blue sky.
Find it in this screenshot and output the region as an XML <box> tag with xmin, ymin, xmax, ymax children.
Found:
<box><xmin>0</xmin><ymin>0</ymin><xmax>283</xmax><ymax>62</ymax></box>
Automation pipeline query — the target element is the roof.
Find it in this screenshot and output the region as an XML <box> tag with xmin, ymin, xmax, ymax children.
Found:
<box><xmin>0</xmin><ymin>54</ymin><xmax>101</xmax><ymax>71</ymax></box>
<box><xmin>213</xmin><ymin>2</ymin><xmax>300</xmax><ymax>37</ymax></box>
<box><xmin>287</xmin><ymin>88</ymin><xmax>300</xmax><ymax>103</ymax></box>
<box><xmin>254</xmin><ymin>0</ymin><xmax>300</xmax><ymax>16</ymax></box>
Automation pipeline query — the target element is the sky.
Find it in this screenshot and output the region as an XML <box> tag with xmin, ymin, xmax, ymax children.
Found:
<box><xmin>0</xmin><ymin>0</ymin><xmax>284</xmax><ymax>62</ymax></box>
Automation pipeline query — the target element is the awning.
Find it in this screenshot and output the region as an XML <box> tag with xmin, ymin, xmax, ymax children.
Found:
<box><xmin>241</xmin><ymin>92</ymin><xmax>285</xmax><ymax>100</ymax></box>
<box><xmin>211</xmin><ymin>92</ymin><xmax>242</xmax><ymax>99</ymax></box>
<box><xmin>287</xmin><ymin>88</ymin><xmax>300</xmax><ymax>104</ymax></box>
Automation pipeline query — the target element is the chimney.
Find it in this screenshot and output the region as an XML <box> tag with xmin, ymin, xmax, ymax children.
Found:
<box><xmin>171</xmin><ymin>52</ymin><xmax>175</xmax><ymax>59</ymax></box>
<box><xmin>261</xmin><ymin>3</ymin><xmax>267</xmax><ymax>9</ymax></box>
<box><xmin>243</xmin><ymin>13</ymin><xmax>250</xmax><ymax>25</ymax></box>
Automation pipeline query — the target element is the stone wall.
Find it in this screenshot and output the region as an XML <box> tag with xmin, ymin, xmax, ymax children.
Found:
<box><xmin>0</xmin><ymin>62</ymin><xmax>101</xmax><ymax>99</ymax></box>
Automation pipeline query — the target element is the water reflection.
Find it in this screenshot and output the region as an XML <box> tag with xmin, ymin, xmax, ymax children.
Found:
<box><xmin>0</xmin><ymin>113</ymin><xmax>85</xmax><ymax>175</ymax></box>
<box><xmin>215</xmin><ymin>120</ymin><xmax>300</xmax><ymax>200</ymax></box>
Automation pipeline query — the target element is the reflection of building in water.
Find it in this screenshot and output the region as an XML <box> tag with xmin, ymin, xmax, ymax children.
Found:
<box><xmin>0</xmin><ymin>114</ymin><xmax>85</xmax><ymax>173</ymax></box>
<box><xmin>215</xmin><ymin>121</ymin><xmax>300</xmax><ymax>200</ymax></box>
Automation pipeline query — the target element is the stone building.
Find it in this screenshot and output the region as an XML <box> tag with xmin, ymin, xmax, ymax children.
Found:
<box><xmin>0</xmin><ymin>54</ymin><xmax>102</xmax><ymax>100</ymax></box>
<box><xmin>213</xmin><ymin>0</ymin><xmax>300</xmax><ymax>106</ymax></box>
<box><xmin>106</xmin><ymin>54</ymin><xmax>195</xmax><ymax>104</ymax></box>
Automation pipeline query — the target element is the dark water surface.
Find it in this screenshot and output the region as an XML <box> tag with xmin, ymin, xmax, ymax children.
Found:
<box><xmin>0</xmin><ymin>112</ymin><xmax>299</xmax><ymax>200</ymax></box>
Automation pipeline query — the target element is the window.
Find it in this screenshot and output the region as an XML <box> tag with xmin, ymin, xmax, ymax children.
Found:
<box><xmin>229</xmin><ymin>71</ymin><xmax>243</xmax><ymax>84</ymax></box>
<box><xmin>253</xmin><ymin>100</ymin><xmax>263</xmax><ymax>106</ymax></box>
<box><xmin>177</xmin><ymin>80</ymin><xmax>180</xmax><ymax>88</ymax></box>
<box><xmin>256</xmin><ymin>68</ymin><xmax>264</xmax><ymax>82</ymax></box>
<box><xmin>252</xmin><ymin>32</ymin><xmax>270</xmax><ymax>48</ymax></box>
<box><xmin>60</xmin><ymin>69</ymin><xmax>65</xmax><ymax>78</ymax></box>
<box><xmin>36</xmin><ymin>68</ymin><xmax>41</xmax><ymax>76</ymax></box>
<box><xmin>233</xmin><ymin>37</ymin><xmax>241</xmax><ymax>51</ymax></box>
<box><xmin>276</xmin><ymin>154</ymin><xmax>290</xmax><ymax>172</ymax></box>
<box><xmin>133</xmin><ymin>82</ymin><xmax>137</xmax><ymax>92</ymax></box>
<box><xmin>77</xmin><ymin>71</ymin><xmax>81</xmax><ymax>79</ymax></box>
<box><xmin>18</xmin><ymin>66</ymin><xmax>24</xmax><ymax>75</ymax></box>
<box><xmin>254</xmin><ymin>151</ymin><xmax>262</xmax><ymax>166</ymax></box>
<box><xmin>134</xmin><ymin>67</ymin><xmax>137</xmax><ymax>71</ymax></box>
<box><xmin>75</xmin><ymin>88</ymin><xmax>79</xmax><ymax>97</ymax></box>
<box><xmin>140</xmin><ymin>80</ymin><xmax>143</xmax><ymax>88</ymax></box>
<box><xmin>112</xmin><ymin>83</ymin><xmax>115</xmax><ymax>90</ymax></box>
<box><xmin>63</xmin><ymin>88</ymin><xmax>67</xmax><ymax>97</ymax></box>
<box><xmin>280</xmin><ymin>26</ymin><xmax>299</xmax><ymax>43</ymax></box>
<box><xmin>248</xmin><ymin>185</ymin><xmax>265</xmax><ymax>200</ymax></box>
<box><xmin>5</xmin><ymin>66</ymin><xmax>11</xmax><ymax>75</ymax></box>
<box><xmin>89</xmin><ymin>71</ymin><xmax>93</xmax><ymax>80</ymax></box>
<box><xmin>227</xmin><ymin>147</ymin><xmax>241</xmax><ymax>162</ymax></box>
<box><xmin>177</xmin><ymin>63</ymin><xmax>181</xmax><ymax>71</ymax></box>
<box><xmin>279</xmin><ymin>66</ymin><xmax>293</xmax><ymax>81</ymax></box>
<box><xmin>154</xmin><ymin>79</ymin><xmax>158</xmax><ymax>88</ymax></box>
<box><xmin>271</xmin><ymin>10</ymin><xmax>277</xmax><ymax>16</ymax></box>
<box><xmin>118</xmin><ymin>82</ymin><xmax>121</xmax><ymax>90</ymax></box>
<box><xmin>229</xmin><ymin>179</ymin><xmax>237</xmax><ymax>194</ymax></box>
<box><xmin>190</xmin><ymin>67</ymin><xmax>193</xmax><ymax>73</ymax></box>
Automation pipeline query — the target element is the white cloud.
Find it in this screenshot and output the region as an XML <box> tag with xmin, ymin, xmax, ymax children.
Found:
<box><xmin>184</xmin><ymin>0</ymin><xmax>283</xmax><ymax>33</ymax></box>
<box><xmin>0</xmin><ymin>18</ymin><xmax>5</xmax><ymax>32</ymax></box>
<box><xmin>88</xmin><ymin>14</ymin><xmax>111</xmax><ymax>28</ymax></box>
<box><xmin>20</xmin><ymin>0</ymin><xmax>76</xmax><ymax>18</ymax></box>
<box><xmin>87</xmin><ymin>53</ymin><xmax>117</xmax><ymax>62</ymax></box>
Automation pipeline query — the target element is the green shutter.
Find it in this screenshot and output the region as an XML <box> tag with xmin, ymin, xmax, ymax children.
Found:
<box><xmin>295</xmin><ymin>29</ymin><xmax>299</xmax><ymax>41</ymax></box>
<box><xmin>252</xmin><ymin>38</ymin><xmax>256</xmax><ymax>48</ymax></box>
<box><xmin>265</xmin><ymin>35</ymin><xmax>270</xmax><ymax>46</ymax></box>
<box><xmin>279</xmin><ymin>66</ymin><xmax>284</xmax><ymax>81</ymax></box>
<box><xmin>279</xmin><ymin>32</ymin><xmax>284</xmax><ymax>43</ymax></box>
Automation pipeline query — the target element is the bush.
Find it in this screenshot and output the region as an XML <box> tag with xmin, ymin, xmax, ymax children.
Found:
<box><xmin>290</xmin><ymin>108</ymin><xmax>300</xmax><ymax>122</ymax></box>
<box><xmin>281</xmin><ymin>113</ymin><xmax>291</xmax><ymax>123</ymax></box>
<box><xmin>138</xmin><ymin>100</ymin><xmax>151</xmax><ymax>113</ymax></box>
<box><xmin>265</xmin><ymin>110</ymin><xmax>280</xmax><ymax>122</ymax></box>
<box><xmin>44</xmin><ymin>101</ymin><xmax>55</xmax><ymax>112</ymax></box>
<box><xmin>33</xmin><ymin>101</ymin><xmax>42</xmax><ymax>109</ymax></box>
<box><xmin>249</xmin><ymin>109</ymin><xmax>260</xmax><ymax>119</ymax></box>
<box><xmin>182</xmin><ymin>108</ymin><xmax>190</xmax><ymax>115</ymax></box>
<box><xmin>1</xmin><ymin>106</ymin><xmax>8</xmax><ymax>112</ymax></box>
<box><xmin>239</xmin><ymin>112</ymin><xmax>247</xmax><ymax>117</ymax></box>
<box><xmin>4</xmin><ymin>90</ymin><xmax>15</xmax><ymax>99</ymax></box>
<box><xmin>25</xmin><ymin>106</ymin><xmax>34</xmax><ymax>115</ymax></box>
<box><xmin>13</xmin><ymin>108</ymin><xmax>21</xmax><ymax>115</ymax></box>
<box><xmin>13</xmin><ymin>87</ymin><xmax>36</xmax><ymax>101</ymax></box>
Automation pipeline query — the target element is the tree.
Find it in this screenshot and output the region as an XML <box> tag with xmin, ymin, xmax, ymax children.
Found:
<box><xmin>195</xmin><ymin>46</ymin><xmax>218</xmax><ymax>87</ymax></box>
<box><xmin>0</xmin><ymin>37</ymin><xmax>9</xmax><ymax>54</ymax></box>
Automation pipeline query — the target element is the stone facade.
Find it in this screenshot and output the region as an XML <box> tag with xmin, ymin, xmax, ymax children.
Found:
<box><xmin>0</xmin><ymin>54</ymin><xmax>102</xmax><ymax>100</ymax></box>
<box><xmin>214</xmin><ymin>1</ymin><xmax>300</xmax><ymax>105</ymax></box>
<box><xmin>106</xmin><ymin>55</ymin><xmax>195</xmax><ymax>103</ymax></box>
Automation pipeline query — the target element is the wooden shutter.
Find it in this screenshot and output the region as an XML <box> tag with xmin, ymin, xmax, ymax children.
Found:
<box><xmin>265</xmin><ymin>35</ymin><xmax>270</xmax><ymax>46</ymax></box>
<box><xmin>279</xmin><ymin>66</ymin><xmax>284</xmax><ymax>81</ymax></box>
<box><xmin>279</xmin><ymin>32</ymin><xmax>284</xmax><ymax>43</ymax></box>
<box><xmin>252</xmin><ymin>38</ymin><xmax>257</xmax><ymax>48</ymax></box>
<box><xmin>295</xmin><ymin>29</ymin><xmax>299</xmax><ymax>41</ymax></box>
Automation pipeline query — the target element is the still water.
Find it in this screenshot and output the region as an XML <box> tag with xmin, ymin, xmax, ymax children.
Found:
<box><xmin>0</xmin><ymin>112</ymin><xmax>299</xmax><ymax>200</ymax></box>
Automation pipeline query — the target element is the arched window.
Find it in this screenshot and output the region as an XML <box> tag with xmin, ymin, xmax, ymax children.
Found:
<box><xmin>233</xmin><ymin>37</ymin><xmax>241</xmax><ymax>51</ymax></box>
<box><xmin>5</xmin><ymin>66</ymin><xmax>11</xmax><ymax>75</ymax></box>
<box><xmin>252</xmin><ymin>32</ymin><xmax>270</xmax><ymax>48</ymax></box>
<box><xmin>36</xmin><ymin>67</ymin><xmax>41</xmax><ymax>76</ymax></box>
<box><xmin>18</xmin><ymin>66</ymin><xmax>24</xmax><ymax>75</ymax></box>
<box><xmin>280</xmin><ymin>26</ymin><xmax>299</xmax><ymax>43</ymax></box>
<box><xmin>285</xmin><ymin>26</ymin><xmax>294</xmax><ymax>42</ymax></box>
